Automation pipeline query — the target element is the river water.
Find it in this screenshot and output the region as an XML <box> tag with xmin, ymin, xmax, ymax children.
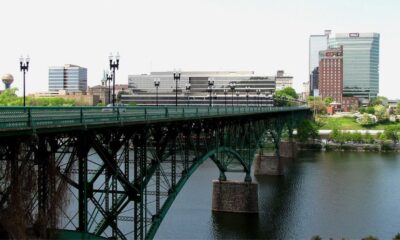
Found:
<box><xmin>155</xmin><ymin>151</ymin><xmax>400</xmax><ymax>239</ymax></box>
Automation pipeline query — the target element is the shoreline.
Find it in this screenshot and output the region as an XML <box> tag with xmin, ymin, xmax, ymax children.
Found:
<box><xmin>297</xmin><ymin>141</ymin><xmax>400</xmax><ymax>152</ymax></box>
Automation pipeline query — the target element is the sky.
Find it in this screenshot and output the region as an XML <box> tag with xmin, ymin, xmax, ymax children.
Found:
<box><xmin>0</xmin><ymin>0</ymin><xmax>399</xmax><ymax>98</ymax></box>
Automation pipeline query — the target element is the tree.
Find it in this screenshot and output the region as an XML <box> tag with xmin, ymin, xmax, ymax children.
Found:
<box><xmin>374</xmin><ymin>105</ymin><xmax>389</xmax><ymax>122</ymax></box>
<box><xmin>307</xmin><ymin>97</ymin><xmax>326</xmax><ymax>114</ymax></box>
<box><xmin>274</xmin><ymin>87</ymin><xmax>299</xmax><ymax>106</ymax></box>
<box><xmin>357</xmin><ymin>113</ymin><xmax>376</xmax><ymax>126</ymax></box>
<box><xmin>369</xmin><ymin>96</ymin><xmax>388</xmax><ymax>106</ymax></box>
<box><xmin>296</xmin><ymin>120</ymin><xmax>319</xmax><ymax>142</ymax></box>
<box><xmin>275</xmin><ymin>87</ymin><xmax>298</xmax><ymax>99</ymax></box>
<box><xmin>324</xmin><ymin>97</ymin><xmax>334</xmax><ymax>106</ymax></box>
<box><xmin>384</xmin><ymin>125</ymin><xmax>400</xmax><ymax>144</ymax></box>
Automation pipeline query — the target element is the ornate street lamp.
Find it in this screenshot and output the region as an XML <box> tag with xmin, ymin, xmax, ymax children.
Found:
<box><xmin>229</xmin><ymin>82</ymin><xmax>236</xmax><ymax>107</ymax></box>
<box><xmin>208</xmin><ymin>78</ymin><xmax>214</xmax><ymax>107</ymax></box>
<box><xmin>19</xmin><ymin>55</ymin><xmax>30</xmax><ymax>107</ymax></box>
<box><xmin>154</xmin><ymin>78</ymin><xmax>160</xmax><ymax>106</ymax></box>
<box><xmin>236</xmin><ymin>91</ymin><xmax>240</xmax><ymax>106</ymax></box>
<box><xmin>245</xmin><ymin>86</ymin><xmax>250</xmax><ymax>107</ymax></box>
<box><xmin>223</xmin><ymin>88</ymin><xmax>228</xmax><ymax>107</ymax></box>
<box><xmin>109</xmin><ymin>52</ymin><xmax>120</xmax><ymax>106</ymax></box>
<box><xmin>106</xmin><ymin>71</ymin><xmax>112</xmax><ymax>104</ymax></box>
<box><xmin>256</xmin><ymin>89</ymin><xmax>261</xmax><ymax>107</ymax></box>
<box><xmin>185</xmin><ymin>82</ymin><xmax>191</xmax><ymax>106</ymax></box>
<box><xmin>173</xmin><ymin>70</ymin><xmax>181</xmax><ymax>107</ymax></box>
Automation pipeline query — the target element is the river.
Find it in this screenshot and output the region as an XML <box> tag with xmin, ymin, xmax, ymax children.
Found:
<box><xmin>155</xmin><ymin>151</ymin><xmax>400</xmax><ymax>239</ymax></box>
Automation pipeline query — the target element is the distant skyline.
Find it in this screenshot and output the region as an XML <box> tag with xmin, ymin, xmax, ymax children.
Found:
<box><xmin>0</xmin><ymin>0</ymin><xmax>399</xmax><ymax>98</ymax></box>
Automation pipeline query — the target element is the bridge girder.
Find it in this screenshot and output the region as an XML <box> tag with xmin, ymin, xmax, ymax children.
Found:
<box><xmin>0</xmin><ymin>109</ymin><xmax>310</xmax><ymax>239</ymax></box>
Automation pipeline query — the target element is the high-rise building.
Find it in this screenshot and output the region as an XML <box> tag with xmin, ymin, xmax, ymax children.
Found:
<box><xmin>275</xmin><ymin>70</ymin><xmax>293</xmax><ymax>90</ymax></box>
<box><xmin>49</xmin><ymin>64</ymin><xmax>87</xmax><ymax>93</ymax></box>
<box><xmin>318</xmin><ymin>46</ymin><xmax>343</xmax><ymax>104</ymax></box>
<box><xmin>124</xmin><ymin>71</ymin><xmax>276</xmax><ymax>106</ymax></box>
<box><xmin>309</xmin><ymin>30</ymin><xmax>330</xmax><ymax>96</ymax></box>
<box><xmin>329</xmin><ymin>32</ymin><xmax>380</xmax><ymax>101</ymax></box>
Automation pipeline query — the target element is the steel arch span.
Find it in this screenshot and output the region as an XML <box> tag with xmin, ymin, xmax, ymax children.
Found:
<box><xmin>0</xmin><ymin>107</ymin><xmax>310</xmax><ymax>239</ymax></box>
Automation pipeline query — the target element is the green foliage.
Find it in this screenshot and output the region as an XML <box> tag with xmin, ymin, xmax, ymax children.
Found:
<box><xmin>369</xmin><ymin>96</ymin><xmax>388</xmax><ymax>106</ymax></box>
<box><xmin>393</xmin><ymin>232</ymin><xmax>400</xmax><ymax>240</ymax></box>
<box><xmin>324</xmin><ymin>97</ymin><xmax>334</xmax><ymax>106</ymax></box>
<box><xmin>0</xmin><ymin>88</ymin><xmax>20</xmax><ymax>106</ymax></box>
<box><xmin>384</xmin><ymin>125</ymin><xmax>400</xmax><ymax>143</ymax></box>
<box><xmin>364</xmin><ymin>132</ymin><xmax>375</xmax><ymax>144</ymax></box>
<box><xmin>296</xmin><ymin>120</ymin><xmax>319</xmax><ymax>142</ymax></box>
<box><xmin>0</xmin><ymin>89</ymin><xmax>77</xmax><ymax>106</ymax></box>
<box><xmin>358</xmin><ymin>113</ymin><xmax>376</xmax><ymax>126</ymax></box>
<box><xmin>396</xmin><ymin>103</ymin><xmax>400</xmax><ymax>115</ymax></box>
<box><xmin>274</xmin><ymin>87</ymin><xmax>298</xmax><ymax>106</ymax></box>
<box><xmin>359</xmin><ymin>106</ymin><xmax>375</xmax><ymax>114</ymax></box>
<box><xmin>275</xmin><ymin>87</ymin><xmax>298</xmax><ymax>99</ymax></box>
<box><xmin>374</xmin><ymin>105</ymin><xmax>389</xmax><ymax>122</ymax></box>
<box><xmin>307</xmin><ymin>96</ymin><xmax>326</xmax><ymax>114</ymax></box>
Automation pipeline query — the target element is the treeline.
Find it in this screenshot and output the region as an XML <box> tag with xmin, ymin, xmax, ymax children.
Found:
<box><xmin>0</xmin><ymin>88</ymin><xmax>76</xmax><ymax>106</ymax></box>
<box><xmin>330</xmin><ymin>126</ymin><xmax>400</xmax><ymax>144</ymax></box>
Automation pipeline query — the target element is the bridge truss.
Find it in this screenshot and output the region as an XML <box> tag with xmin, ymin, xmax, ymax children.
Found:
<box><xmin>0</xmin><ymin>107</ymin><xmax>310</xmax><ymax>239</ymax></box>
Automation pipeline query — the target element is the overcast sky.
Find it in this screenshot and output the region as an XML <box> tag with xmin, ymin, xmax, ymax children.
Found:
<box><xmin>0</xmin><ymin>0</ymin><xmax>399</xmax><ymax>98</ymax></box>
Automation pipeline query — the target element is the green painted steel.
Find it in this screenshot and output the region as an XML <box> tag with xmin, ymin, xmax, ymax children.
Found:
<box><xmin>145</xmin><ymin>147</ymin><xmax>253</xmax><ymax>240</ymax></box>
<box><xmin>0</xmin><ymin>105</ymin><xmax>311</xmax><ymax>239</ymax></box>
<box><xmin>0</xmin><ymin>106</ymin><xmax>308</xmax><ymax>135</ymax></box>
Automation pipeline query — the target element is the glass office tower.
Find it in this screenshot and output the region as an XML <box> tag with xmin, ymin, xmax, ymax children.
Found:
<box><xmin>49</xmin><ymin>64</ymin><xmax>87</xmax><ymax>93</ymax></box>
<box><xmin>329</xmin><ymin>33</ymin><xmax>380</xmax><ymax>100</ymax></box>
<box><xmin>309</xmin><ymin>30</ymin><xmax>330</xmax><ymax>96</ymax></box>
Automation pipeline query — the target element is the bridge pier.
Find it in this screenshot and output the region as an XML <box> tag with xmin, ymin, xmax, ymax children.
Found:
<box><xmin>254</xmin><ymin>141</ymin><xmax>297</xmax><ymax>175</ymax></box>
<box><xmin>212</xmin><ymin>180</ymin><xmax>258</xmax><ymax>213</ymax></box>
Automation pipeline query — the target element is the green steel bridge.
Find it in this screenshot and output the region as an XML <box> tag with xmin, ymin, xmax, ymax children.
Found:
<box><xmin>0</xmin><ymin>105</ymin><xmax>310</xmax><ymax>239</ymax></box>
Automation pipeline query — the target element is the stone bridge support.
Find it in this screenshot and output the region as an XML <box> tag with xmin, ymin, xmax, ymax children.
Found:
<box><xmin>211</xmin><ymin>180</ymin><xmax>258</xmax><ymax>213</ymax></box>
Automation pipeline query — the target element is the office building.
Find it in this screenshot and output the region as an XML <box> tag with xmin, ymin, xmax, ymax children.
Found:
<box><xmin>49</xmin><ymin>64</ymin><xmax>87</xmax><ymax>93</ymax></box>
<box><xmin>319</xmin><ymin>46</ymin><xmax>343</xmax><ymax>104</ymax></box>
<box><xmin>329</xmin><ymin>32</ymin><xmax>380</xmax><ymax>101</ymax></box>
<box><xmin>309</xmin><ymin>30</ymin><xmax>330</xmax><ymax>96</ymax></box>
<box><xmin>275</xmin><ymin>70</ymin><xmax>293</xmax><ymax>90</ymax></box>
<box><xmin>123</xmin><ymin>71</ymin><xmax>276</xmax><ymax>106</ymax></box>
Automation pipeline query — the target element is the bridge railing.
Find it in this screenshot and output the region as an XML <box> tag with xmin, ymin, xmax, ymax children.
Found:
<box><xmin>0</xmin><ymin>106</ymin><xmax>309</xmax><ymax>130</ymax></box>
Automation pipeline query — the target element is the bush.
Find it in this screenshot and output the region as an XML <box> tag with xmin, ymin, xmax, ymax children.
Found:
<box><xmin>357</xmin><ymin>113</ymin><xmax>377</xmax><ymax>126</ymax></box>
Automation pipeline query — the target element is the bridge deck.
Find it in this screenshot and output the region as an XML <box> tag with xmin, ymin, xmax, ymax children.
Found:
<box><xmin>0</xmin><ymin>106</ymin><xmax>309</xmax><ymax>136</ymax></box>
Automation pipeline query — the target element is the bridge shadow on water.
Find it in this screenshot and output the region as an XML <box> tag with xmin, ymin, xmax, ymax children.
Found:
<box><xmin>210</xmin><ymin>154</ymin><xmax>309</xmax><ymax>239</ymax></box>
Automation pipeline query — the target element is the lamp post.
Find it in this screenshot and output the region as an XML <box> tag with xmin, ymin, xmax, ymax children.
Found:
<box><xmin>173</xmin><ymin>71</ymin><xmax>181</xmax><ymax>107</ymax></box>
<box><xmin>223</xmin><ymin>88</ymin><xmax>228</xmax><ymax>107</ymax></box>
<box><xmin>208</xmin><ymin>78</ymin><xmax>214</xmax><ymax>107</ymax></box>
<box><xmin>154</xmin><ymin>78</ymin><xmax>160</xmax><ymax>106</ymax></box>
<box><xmin>236</xmin><ymin>91</ymin><xmax>240</xmax><ymax>106</ymax></box>
<box><xmin>185</xmin><ymin>82</ymin><xmax>191</xmax><ymax>106</ymax></box>
<box><xmin>106</xmin><ymin>71</ymin><xmax>112</xmax><ymax>104</ymax></box>
<box><xmin>256</xmin><ymin>89</ymin><xmax>261</xmax><ymax>107</ymax></box>
<box><xmin>19</xmin><ymin>55</ymin><xmax>30</xmax><ymax>107</ymax></box>
<box><xmin>229</xmin><ymin>82</ymin><xmax>236</xmax><ymax>107</ymax></box>
<box><xmin>109</xmin><ymin>52</ymin><xmax>120</xmax><ymax>107</ymax></box>
<box><xmin>245</xmin><ymin>86</ymin><xmax>250</xmax><ymax>107</ymax></box>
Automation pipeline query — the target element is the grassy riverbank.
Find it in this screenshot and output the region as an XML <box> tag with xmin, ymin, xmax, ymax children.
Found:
<box><xmin>318</xmin><ymin>116</ymin><xmax>400</xmax><ymax>130</ymax></box>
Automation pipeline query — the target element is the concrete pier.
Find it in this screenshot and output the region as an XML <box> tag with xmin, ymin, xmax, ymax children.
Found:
<box><xmin>279</xmin><ymin>141</ymin><xmax>298</xmax><ymax>159</ymax></box>
<box><xmin>212</xmin><ymin>180</ymin><xmax>258</xmax><ymax>213</ymax></box>
<box><xmin>254</xmin><ymin>141</ymin><xmax>297</xmax><ymax>175</ymax></box>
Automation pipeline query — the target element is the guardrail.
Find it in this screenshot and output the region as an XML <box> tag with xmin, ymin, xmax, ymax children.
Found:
<box><xmin>0</xmin><ymin>106</ymin><xmax>309</xmax><ymax>131</ymax></box>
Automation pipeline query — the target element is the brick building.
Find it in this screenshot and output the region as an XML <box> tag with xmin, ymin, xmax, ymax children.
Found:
<box><xmin>319</xmin><ymin>46</ymin><xmax>343</xmax><ymax>104</ymax></box>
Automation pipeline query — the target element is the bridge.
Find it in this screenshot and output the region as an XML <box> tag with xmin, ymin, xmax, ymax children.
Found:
<box><xmin>0</xmin><ymin>105</ymin><xmax>310</xmax><ymax>239</ymax></box>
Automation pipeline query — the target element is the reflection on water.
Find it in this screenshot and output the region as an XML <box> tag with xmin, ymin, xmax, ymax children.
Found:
<box><xmin>156</xmin><ymin>151</ymin><xmax>400</xmax><ymax>239</ymax></box>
